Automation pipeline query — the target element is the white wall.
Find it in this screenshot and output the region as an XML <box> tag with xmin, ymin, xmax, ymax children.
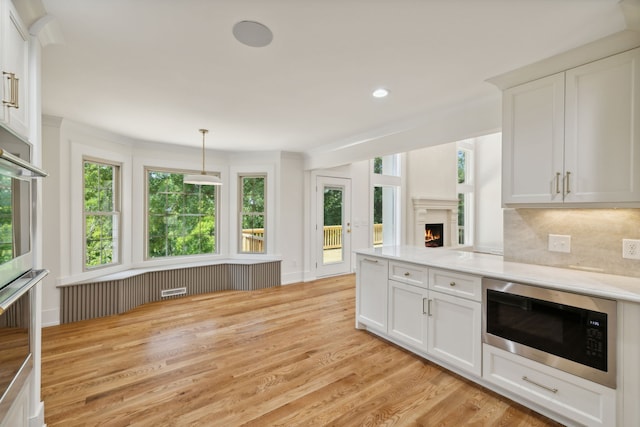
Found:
<box><xmin>406</xmin><ymin>142</ymin><xmax>457</xmax><ymax>200</ymax></box>
<box><xmin>474</xmin><ymin>133</ymin><xmax>503</xmax><ymax>253</ymax></box>
<box><xmin>405</xmin><ymin>142</ymin><xmax>457</xmax><ymax>245</ymax></box>
<box><xmin>279</xmin><ymin>153</ymin><xmax>305</xmax><ymax>284</ymax></box>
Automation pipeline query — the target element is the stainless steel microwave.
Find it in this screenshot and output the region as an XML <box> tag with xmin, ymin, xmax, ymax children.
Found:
<box><xmin>483</xmin><ymin>277</ymin><xmax>617</xmax><ymax>388</ymax></box>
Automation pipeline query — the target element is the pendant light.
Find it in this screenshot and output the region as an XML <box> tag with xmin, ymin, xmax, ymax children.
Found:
<box><xmin>184</xmin><ymin>129</ymin><xmax>222</xmax><ymax>186</ymax></box>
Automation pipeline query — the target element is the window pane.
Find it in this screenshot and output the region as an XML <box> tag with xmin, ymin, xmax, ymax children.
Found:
<box><xmin>373</xmin><ymin>186</ymin><xmax>383</xmax><ymax>246</ymax></box>
<box><xmin>239</xmin><ymin>175</ymin><xmax>266</xmax><ymax>254</ymax></box>
<box><xmin>84</xmin><ymin>160</ymin><xmax>119</xmax><ymax>269</ymax></box>
<box><xmin>373</xmin><ymin>186</ymin><xmax>398</xmax><ymax>247</ymax></box>
<box><xmin>373</xmin><ymin>154</ymin><xmax>400</xmax><ymax>176</ymax></box>
<box><xmin>147</xmin><ymin>170</ymin><xmax>217</xmax><ymax>258</ymax></box>
<box><xmin>323</xmin><ymin>186</ymin><xmax>343</xmax><ymax>264</ymax></box>
<box><xmin>458</xmin><ymin>150</ymin><xmax>467</xmax><ymax>184</ymax></box>
<box><xmin>458</xmin><ymin>193</ymin><xmax>465</xmax><ymax>244</ymax></box>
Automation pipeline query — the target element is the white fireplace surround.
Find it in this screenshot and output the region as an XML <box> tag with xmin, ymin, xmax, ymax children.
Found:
<box><xmin>412</xmin><ymin>197</ymin><xmax>458</xmax><ymax>247</ymax></box>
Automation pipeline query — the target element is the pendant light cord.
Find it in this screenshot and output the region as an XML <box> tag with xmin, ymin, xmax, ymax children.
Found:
<box><xmin>200</xmin><ymin>129</ymin><xmax>209</xmax><ymax>174</ymax></box>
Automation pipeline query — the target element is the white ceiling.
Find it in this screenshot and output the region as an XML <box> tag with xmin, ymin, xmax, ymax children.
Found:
<box><xmin>40</xmin><ymin>0</ymin><xmax>626</xmax><ymax>153</ymax></box>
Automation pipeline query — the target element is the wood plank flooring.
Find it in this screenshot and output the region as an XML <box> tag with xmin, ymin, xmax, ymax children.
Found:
<box><xmin>41</xmin><ymin>275</ymin><xmax>563</xmax><ymax>426</ymax></box>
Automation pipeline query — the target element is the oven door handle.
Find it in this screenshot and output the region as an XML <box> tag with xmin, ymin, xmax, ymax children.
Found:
<box><xmin>0</xmin><ymin>269</ymin><xmax>49</xmax><ymax>314</ymax></box>
<box><xmin>0</xmin><ymin>149</ymin><xmax>48</xmax><ymax>178</ymax></box>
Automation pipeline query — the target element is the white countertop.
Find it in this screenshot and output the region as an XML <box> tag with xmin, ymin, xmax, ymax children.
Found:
<box><xmin>355</xmin><ymin>246</ymin><xmax>640</xmax><ymax>303</ymax></box>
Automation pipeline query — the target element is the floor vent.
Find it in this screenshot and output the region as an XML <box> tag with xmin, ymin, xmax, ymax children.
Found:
<box><xmin>161</xmin><ymin>287</ymin><xmax>187</xmax><ymax>298</ymax></box>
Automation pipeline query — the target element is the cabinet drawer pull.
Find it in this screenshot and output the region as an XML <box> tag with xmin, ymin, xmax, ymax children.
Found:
<box><xmin>449</xmin><ymin>281</ymin><xmax>456</xmax><ymax>287</ymax></box>
<box><xmin>427</xmin><ymin>299</ymin><xmax>432</xmax><ymax>316</ymax></box>
<box><xmin>363</xmin><ymin>258</ymin><xmax>379</xmax><ymax>264</ymax></box>
<box><xmin>522</xmin><ymin>376</ymin><xmax>558</xmax><ymax>394</ymax></box>
<box><xmin>422</xmin><ymin>298</ymin><xmax>427</xmax><ymax>314</ymax></box>
<box><xmin>565</xmin><ymin>171</ymin><xmax>571</xmax><ymax>195</ymax></box>
<box><xmin>404</xmin><ymin>272</ymin><xmax>410</xmax><ymax>277</ymax></box>
<box><xmin>555</xmin><ymin>172</ymin><xmax>561</xmax><ymax>194</ymax></box>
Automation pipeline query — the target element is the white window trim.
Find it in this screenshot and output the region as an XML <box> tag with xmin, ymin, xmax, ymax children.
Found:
<box><xmin>69</xmin><ymin>141</ymin><xmax>132</xmax><ymax>282</ymax></box>
<box><xmin>229</xmin><ymin>165</ymin><xmax>275</xmax><ymax>257</ymax></box>
<box><xmin>82</xmin><ymin>157</ymin><xmax>122</xmax><ymax>271</ymax></box>
<box><xmin>237</xmin><ymin>174</ymin><xmax>267</xmax><ymax>254</ymax></box>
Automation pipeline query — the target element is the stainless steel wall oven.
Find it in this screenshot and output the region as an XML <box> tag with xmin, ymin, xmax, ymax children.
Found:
<box><xmin>0</xmin><ymin>134</ymin><xmax>47</xmax><ymax>421</ymax></box>
<box><xmin>482</xmin><ymin>277</ymin><xmax>617</xmax><ymax>388</ymax></box>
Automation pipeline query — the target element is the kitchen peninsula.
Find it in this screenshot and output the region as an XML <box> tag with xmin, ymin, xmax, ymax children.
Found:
<box><xmin>355</xmin><ymin>246</ymin><xmax>640</xmax><ymax>427</ymax></box>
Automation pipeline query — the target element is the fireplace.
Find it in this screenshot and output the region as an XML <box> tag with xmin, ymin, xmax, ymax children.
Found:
<box><xmin>425</xmin><ymin>223</ymin><xmax>444</xmax><ymax>247</ymax></box>
<box><xmin>412</xmin><ymin>197</ymin><xmax>458</xmax><ymax>248</ymax></box>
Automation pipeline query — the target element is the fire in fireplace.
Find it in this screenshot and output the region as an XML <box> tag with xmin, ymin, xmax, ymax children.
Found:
<box><xmin>425</xmin><ymin>223</ymin><xmax>444</xmax><ymax>247</ymax></box>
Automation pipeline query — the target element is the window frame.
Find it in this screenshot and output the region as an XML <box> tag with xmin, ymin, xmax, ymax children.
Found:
<box><xmin>457</xmin><ymin>141</ymin><xmax>474</xmax><ymax>246</ymax></box>
<box><xmin>371</xmin><ymin>154</ymin><xmax>402</xmax><ymax>247</ymax></box>
<box><xmin>238</xmin><ymin>174</ymin><xmax>267</xmax><ymax>254</ymax></box>
<box><xmin>144</xmin><ymin>166</ymin><xmax>220</xmax><ymax>260</ymax></box>
<box><xmin>82</xmin><ymin>157</ymin><xmax>122</xmax><ymax>271</ymax></box>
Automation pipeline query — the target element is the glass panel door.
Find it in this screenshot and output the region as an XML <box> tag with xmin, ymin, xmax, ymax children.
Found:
<box><xmin>316</xmin><ymin>176</ymin><xmax>351</xmax><ymax>277</ymax></box>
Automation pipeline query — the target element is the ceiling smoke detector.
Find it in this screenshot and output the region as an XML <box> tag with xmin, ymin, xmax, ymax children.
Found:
<box><xmin>233</xmin><ymin>21</ymin><xmax>273</xmax><ymax>47</ymax></box>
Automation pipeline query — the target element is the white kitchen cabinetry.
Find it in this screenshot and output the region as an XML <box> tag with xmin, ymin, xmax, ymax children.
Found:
<box><xmin>385</xmin><ymin>262</ymin><xmax>482</xmax><ymax>377</ymax></box>
<box><xmin>355</xmin><ymin>255</ymin><xmax>388</xmax><ymax>334</ymax></box>
<box><xmin>388</xmin><ymin>279</ymin><xmax>428</xmax><ymax>351</ymax></box>
<box><xmin>0</xmin><ymin>0</ymin><xmax>30</xmax><ymax>139</ymax></box>
<box><xmin>502</xmin><ymin>48</ymin><xmax>640</xmax><ymax>205</ymax></box>
<box><xmin>427</xmin><ymin>290</ymin><xmax>482</xmax><ymax>376</ymax></box>
<box><xmin>483</xmin><ymin>345</ymin><xmax>616</xmax><ymax>427</ymax></box>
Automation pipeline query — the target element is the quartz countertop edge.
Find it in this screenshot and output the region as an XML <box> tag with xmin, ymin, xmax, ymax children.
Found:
<box><xmin>355</xmin><ymin>246</ymin><xmax>640</xmax><ymax>303</ymax></box>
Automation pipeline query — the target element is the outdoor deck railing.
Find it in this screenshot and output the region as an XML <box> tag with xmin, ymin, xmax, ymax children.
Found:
<box><xmin>242</xmin><ymin>224</ymin><xmax>382</xmax><ymax>252</ymax></box>
<box><xmin>241</xmin><ymin>224</ymin><xmax>383</xmax><ymax>252</ymax></box>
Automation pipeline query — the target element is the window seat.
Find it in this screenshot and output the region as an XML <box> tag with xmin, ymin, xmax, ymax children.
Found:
<box><xmin>57</xmin><ymin>259</ymin><xmax>281</xmax><ymax>324</ymax></box>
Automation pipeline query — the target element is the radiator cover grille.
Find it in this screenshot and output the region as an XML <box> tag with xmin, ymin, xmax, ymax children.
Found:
<box><xmin>60</xmin><ymin>261</ymin><xmax>281</xmax><ymax>323</ymax></box>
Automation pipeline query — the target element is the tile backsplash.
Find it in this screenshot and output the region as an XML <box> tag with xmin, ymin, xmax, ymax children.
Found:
<box><xmin>503</xmin><ymin>208</ymin><xmax>640</xmax><ymax>277</ymax></box>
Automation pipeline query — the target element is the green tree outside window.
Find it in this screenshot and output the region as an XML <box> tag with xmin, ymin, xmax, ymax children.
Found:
<box><xmin>147</xmin><ymin>170</ymin><xmax>217</xmax><ymax>258</ymax></box>
<box><xmin>84</xmin><ymin>160</ymin><xmax>120</xmax><ymax>268</ymax></box>
<box><xmin>239</xmin><ymin>175</ymin><xmax>266</xmax><ymax>253</ymax></box>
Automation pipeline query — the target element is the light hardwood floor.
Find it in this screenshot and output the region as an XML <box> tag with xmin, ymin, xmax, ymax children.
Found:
<box><xmin>41</xmin><ymin>275</ymin><xmax>563</xmax><ymax>426</ymax></box>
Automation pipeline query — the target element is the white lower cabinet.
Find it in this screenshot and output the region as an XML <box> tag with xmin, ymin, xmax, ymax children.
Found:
<box><xmin>388</xmin><ymin>280</ymin><xmax>428</xmax><ymax>351</ymax></box>
<box><xmin>427</xmin><ymin>290</ymin><xmax>481</xmax><ymax>376</ymax></box>
<box><xmin>356</xmin><ymin>256</ymin><xmax>389</xmax><ymax>334</ymax></box>
<box><xmin>483</xmin><ymin>344</ymin><xmax>616</xmax><ymax>427</ymax></box>
<box><xmin>386</xmin><ymin>263</ymin><xmax>482</xmax><ymax>377</ymax></box>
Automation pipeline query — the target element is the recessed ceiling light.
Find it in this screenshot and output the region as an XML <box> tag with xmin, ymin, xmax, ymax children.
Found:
<box><xmin>372</xmin><ymin>88</ymin><xmax>389</xmax><ymax>98</ymax></box>
<box><xmin>233</xmin><ymin>21</ymin><xmax>273</xmax><ymax>48</ymax></box>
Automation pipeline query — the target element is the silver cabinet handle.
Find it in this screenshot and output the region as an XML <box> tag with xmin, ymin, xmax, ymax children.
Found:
<box><xmin>522</xmin><ymin>376</ymin><xmax>558</xmax><ymax>394</ymax></box>
<box><xmin>555</xmin><ymin>172</ymin><xmax>561</xmax><ymax>194</ymax></box>
<box><xmin>449</xmin><ymin>281</ymin><xmax>456</xmax><ymax>287</ymax></box>
<box><xmin>565</xmin><ymin>171</ymin><xmax>571</xmax><ymax>195</ymax></box>
<box><xmin>404</xmin><ymin>272</ymin><xmax>410</xmax><ymax>277</ymax></box>
<box><xmin>422</xmin><ymin>298</ymin><xmax>427</xmax><ymax>314</ymax></box>
<box><xmin>363</xmin><ymin>258</ymin><xmax>379</xmax><ymax>264</ymax></box>
<box><xmin>427</xmin><ymin>299</ymin><xmax>432</xmax><ymax>316</ymax></box>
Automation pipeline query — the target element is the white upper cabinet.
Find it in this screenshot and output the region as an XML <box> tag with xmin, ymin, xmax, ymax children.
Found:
<box><xmin>1</xmin><ymin>0</ymin><xmax>30</xmax><ymax>139</ymax></box>
<box><xmin>564</xmin><ymin>48</ymin><xmax>640</xmax><ymax>203</ymax></box>
<box><xmin>502</xmin><ymin>47</ymin><xmax>640</xmax><ymax>205</ymax></box>
<box><xmin>503</xmin><ymin>74</ymin><xmax>565</xmax><ymax>204</ymax></box>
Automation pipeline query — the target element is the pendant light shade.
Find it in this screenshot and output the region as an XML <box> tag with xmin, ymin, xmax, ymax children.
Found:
<box><xmin>184</xmin><ymin>129</ymin><xmax>222</xmax><ymax>186</ymax></box>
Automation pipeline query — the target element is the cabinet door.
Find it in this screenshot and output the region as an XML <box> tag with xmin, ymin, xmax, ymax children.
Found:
<box><xmin>355</xmin><ymin>256</ymin><xmax>388</xmax><ymax>333</ymax></box>
<box><xmin>1</xmin><ymin>1</ymin><xmax>29</xmax><ymax>138</ymax></box>
<box><xmin>427</xmin><ymin>291</ymin><xmax>481</xmax><ymax>376</ymax></box>
<box><xmin>565</xmin><ymin>48</ymin><xmax>640</xmax><ymax>203</ymax></box>
<box><xmin>388</xmin><ymin>280</ymin><xmax>428</xmax><ymax>351</ymax></box>
<box><xmin>502</xmin><ymin>73</ymin><xmax>565</xmax><ymax>204</ymax></box>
